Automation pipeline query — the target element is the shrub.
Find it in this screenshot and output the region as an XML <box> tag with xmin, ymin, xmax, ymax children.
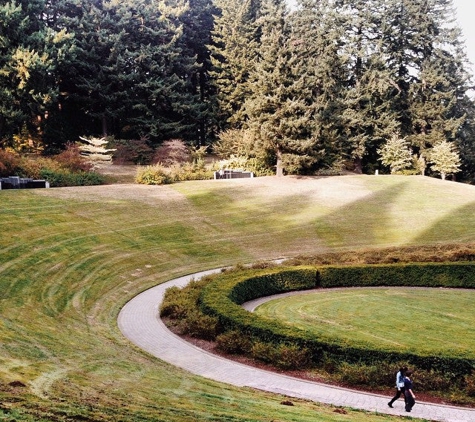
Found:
<box><xmin>136</xmin><ymin>162</ymin><xmax>214</xmax><ymax>185</ymax></box>
<box><xmin>179</xmin><ymin>310</ymin><xmax>218</xmax><ymax>341</ymax></box>
<box><xmin>160</xmin><ymin>286</ymin><xmax>190</xmax><ymax>319</ymax></box>
<box><xmin>275</xmin><ymin>343</ymin><xmax>312</xmax><ymax>370</ymax></box>
<box><xmin>199</xmin><ymin>264</ymin><xmax>475</xmax><ymax>377</ymax></box>
<box><xmin>0</xmin><ymin>149</ymin><xmax>21</xmax><ymax>177</ymax></box>
<box><xmin>169</xmin><ymin>162</ymin><xmax>214</xmax><ymax>182</ymax></box>
<box><xmin>415</xmin><ymin>369</ymin><xmax>454</xmax><ymax>392</ymax></box>
<box><xmin>18</xmin><ymin>156</ymin><xmax>62</xmax><ymax>179</ymax></box>
<box><xmin>54</xmin><ymin>144</ymin><xmax>94</xmax><ymax>172</ymax></box>
<box><xmin>251</xmin><ymin>341</ymin><xmax>276</xmax><ymax>364</ymax></box>
<box><xmin>153</xmin><ymin>139</ymin><xmax>191</xmax><ymax>165</ymax></box>
<box><xmin>39</xmin><ymin>169</ymin><xmax>104</xmax><ymax>187</ymax></box>
<box><xmin>111</xmin><ymin>138</ymin><xmax>154</xmax><ymax>165</ymax></box>
<box><xmin>212</xmin><ymin>155</ymin><xmax>273</xmax><ymax>177</ymax></box>
<box><xmin>135</xmin><ymin>164</ymin><xmax>173</xmax><ymax>185</ymax></box>
<box><xmin>216</xmin><ymin>330</ymin><xmax>252</xmax><ymax>354</ymax></box>
<box><xmin>336</xmin><ymin>362</ymin><xmax>393</xmax><ymax>388</ymax></box>
<box><xmin>161</xmin><ymin>279</ymin><xmax>219</xmax><ymax>340</ymax></box>
<box><xmin>464</xmin><ymin>373</ymin><xmax>475</xmax><ymax>397</ymax></box>
<box><xmin>0</xmin><ymin>149</ymin><xmax>104</xmax><ymax>186</ymax></box>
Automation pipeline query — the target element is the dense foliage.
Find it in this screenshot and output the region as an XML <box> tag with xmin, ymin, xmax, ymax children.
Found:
<box><xmin>0</xmin><ymin>146</ymin><xmax>104</xmax><ymax>186</ymax></box>
<box><xmin>199</xmin><ymin>264</ymin><xmax>475</xmax><ymax>370</ymax></box>
<box><xmin>1</xmin><ymin>0</ymin><xmax>474</xmax><ymax>180</ymax></box>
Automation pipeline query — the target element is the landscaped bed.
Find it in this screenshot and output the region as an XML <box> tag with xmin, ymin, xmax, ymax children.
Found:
<box><xmin>162</xmin><ymin>255</ymin><xmax>475</xmax><ymax>406</ymax></box>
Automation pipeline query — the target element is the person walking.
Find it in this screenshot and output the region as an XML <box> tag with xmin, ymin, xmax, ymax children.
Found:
<box><xmin>404</xmin><ymin>370</ymin><xmax>416</xmax><ymax>412</ymax></box>
<box><xmin>388</xmin><ymin>366</ymin><xmax>408</xmax><ymax>408</ymax></box>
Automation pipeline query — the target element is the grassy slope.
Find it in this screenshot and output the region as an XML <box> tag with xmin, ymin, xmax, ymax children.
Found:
<box><xmin>1</xmin><ymin>175</ymin><xmax>475</xmax><ymax>421</ymax></box>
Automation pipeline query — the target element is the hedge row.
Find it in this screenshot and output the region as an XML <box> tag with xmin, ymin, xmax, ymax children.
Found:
<box><xmin>198</xmin><ymin>263</ymin><xmax>475</xmax><ymax>376</ymax></box>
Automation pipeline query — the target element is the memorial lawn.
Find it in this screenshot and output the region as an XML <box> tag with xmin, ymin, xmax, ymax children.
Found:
<box><xmin>255</xmin><ymin>287</ymin><xmax>475</xmax><ymax>358</ymax></box>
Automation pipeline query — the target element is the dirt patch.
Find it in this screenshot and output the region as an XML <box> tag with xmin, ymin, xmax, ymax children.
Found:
<box><xmin>94</xmin><ymin>163</ymin><xmax>138</xmax><ymax>183</ymax></box>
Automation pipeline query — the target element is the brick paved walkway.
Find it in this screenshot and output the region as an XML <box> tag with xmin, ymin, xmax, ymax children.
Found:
<box><xmin>117</xmin><ymin>269</ymin><xmax>475</xmax><ymax>422</ymax></box>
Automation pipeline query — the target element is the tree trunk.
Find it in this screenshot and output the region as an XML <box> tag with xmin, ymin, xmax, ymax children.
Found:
<box><xmin>276</xmin><ymin>146</ymin><xmax>283</xmax><ymax>177</ymax></box>
<box><xmin>102</xmin><ymin>115</ymin><xmax>108</xmax><ymax>137</ymax></box>
<box><xmin>0</xmin><ymin>116</ymin><xmax>4</xmax><ymax>141</ymax></box>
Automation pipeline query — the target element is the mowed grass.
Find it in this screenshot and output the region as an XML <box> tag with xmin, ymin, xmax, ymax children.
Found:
<box><xmin>254</xmin><ymin>287</ymin><xmax>475</xmax><ymax>358</ymax></box>
<box><xmin>1</xmin><ymin>175</ymin><xmax>475</xmax><ymax>421</ymax></box>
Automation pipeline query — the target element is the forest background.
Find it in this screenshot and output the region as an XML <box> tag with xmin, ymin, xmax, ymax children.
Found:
<box><xmin>1</xmin><ymin>0</ymin><xmax>475</xmax><ymax>181</ymax></box>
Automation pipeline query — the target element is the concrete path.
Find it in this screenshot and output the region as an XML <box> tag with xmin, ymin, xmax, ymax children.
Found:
<box><xmin>117</xmin><ymin>269</ymin><xmax>475</xmax><ymax>422</ymax></box>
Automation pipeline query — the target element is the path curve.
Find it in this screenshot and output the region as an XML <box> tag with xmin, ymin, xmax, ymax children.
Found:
<box><xmin>117</xmin><ymin>269</ymin><xmax>475</xmax><ymax>422</ymax></box>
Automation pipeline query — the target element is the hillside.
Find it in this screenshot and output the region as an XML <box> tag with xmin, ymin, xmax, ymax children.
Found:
<box><xmin>1</xmin><ymin>175</ymin><xmax>474</xmax><ymax>421</ymax></box>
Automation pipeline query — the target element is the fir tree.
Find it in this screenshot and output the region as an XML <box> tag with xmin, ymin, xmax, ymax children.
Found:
<box><xmin>244</xmin><ymin>0</ymin><xmax>293</xmax><ymax>176</ymax></box>
<box><xmin>382</xmin><ymin>0</ymin><xmax>473</xmax><ymax>174</ymax></box>
<box><xmin>282</xmin><ymin>0</ymin><xmax>348</xmax><ymax>173</ymax></box>
<box><xmin>210</xmin><ymin>0</ymin><xmax>261</xmax><ymax>130</ymax></box>
<box><xmin>0</xmin><ymin>0</ymin><xmax>73</xmax><ymax>148</ymax></box>
<box><xmin>337</xmin><ymin>0</ymin><xmax>400</xmax><ymax>173</ymax></box>
<box><xmin>179</xmin><ymin>0</ymin><xmax>217</xmax><ymax>145</ymax></box>
<box><xmin>52</xmin><ymin>0</ymin><xmax>195</xmax><ymax>145</ymax></box>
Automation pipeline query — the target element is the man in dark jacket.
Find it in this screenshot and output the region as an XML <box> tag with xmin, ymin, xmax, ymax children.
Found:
<box><xmin>404</xmin><ymin>370</ymin><xmax>416</xmax><ymax>412</ymax></box>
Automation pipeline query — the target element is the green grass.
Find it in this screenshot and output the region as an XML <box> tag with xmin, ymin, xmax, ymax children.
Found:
<box><xmin>1</xmin><ymin>175</ymin><xmax>475</xmax><ymax>421</ymax></box>
<box><xmin>255</xmin><ymin>287</ymin><xmax>475</xmax><ymax>358</ymax></box>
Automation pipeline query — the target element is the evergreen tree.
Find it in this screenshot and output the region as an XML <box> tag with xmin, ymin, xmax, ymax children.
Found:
<box><xmin>382</xmin><ymin>0</ymin><xmax>473</xmax><ymax>174</ymax></box>
<box><xmin>455</xmin><ymin>96</ymin><xmax>475</xmax><ymax>182</ymax></box>
<box><xmin>0</xmin><ymin>0</ymin><xmax>73</xmax><ymax>148</ymax></box>
<box><xmin>50</xmin><ymin>0</ymin><xmax>127</xmax><ymax>139</ymax></box>
<box><xmin>337</xmin><ymin>0</ymin><xmax>400</xmax><ymax>173</ymax></box>
<box><xmin>244</xmin><ymin>0</ymin><xmax>294</xmax><ymax>176</ymax></box>
<box><xmin>179</xmin><ymin>0</ymin><xmax>217</xmax><ymax>145</ymax></box>
<box><xmin>283</xmin><ymin>0</ymin><xmax>348</xmax><ymax>173</ymax></box>
<box><xmin>113</xmin><ymin>0</ymin><xmax>193</xmax><ymax>143</ymax></box>
<box><xmin>209</xmin><ymin>0</ymin><xmax>261</xmax><ymax>130</ymax></box>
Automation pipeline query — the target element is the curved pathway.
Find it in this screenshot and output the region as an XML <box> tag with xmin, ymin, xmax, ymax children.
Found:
<box><xmin>118</xmin><ymin>269</ymin><xmax>475</xmax><ymax>422</ymax></box>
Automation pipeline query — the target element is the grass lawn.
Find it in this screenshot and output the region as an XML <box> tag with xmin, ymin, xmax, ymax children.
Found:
<box><xmin>1</xmin><ymin>175</ymin><xmax>475</xmax><ymax>421</ymax></box>
<box><xmin>254</xmin><ymin>287</ymin><xmax>475</xmax><ymax>358</ymax></box>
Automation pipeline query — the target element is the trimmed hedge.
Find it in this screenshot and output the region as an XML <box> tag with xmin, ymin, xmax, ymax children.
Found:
<box><xmin>199</xmin><ymin>263</ymin><xmax>475</xmax><ymax>377</ymax></box>
<box><xmin>40</xmin><ymin>169</ymin><xmax>105</xmax><ymax>187</ymax></box>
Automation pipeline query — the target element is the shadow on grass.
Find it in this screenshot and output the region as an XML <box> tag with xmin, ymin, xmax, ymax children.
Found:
<box><xmin>181</xmin><ymin>179</ymin><xmax>414</xmax><ymax>250</ymax></box>
<box><xmin>413</xmin><ymin>200</ymin><xmax>475</xmax><ymax>244</ymax></box>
